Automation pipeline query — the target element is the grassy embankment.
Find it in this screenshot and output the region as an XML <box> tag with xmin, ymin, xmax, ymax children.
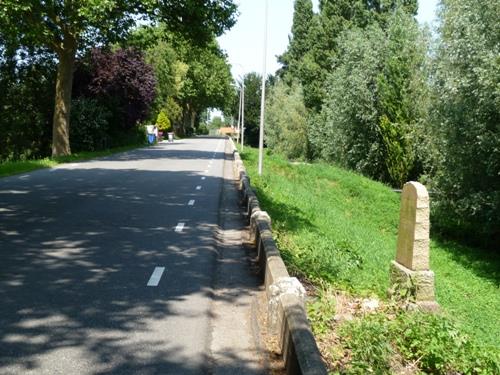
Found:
<box><xmin>0</xmin><ymin>144</ymin><xmax>146</xmax><ymax>178</ymax></box>
<box><xmin>240</xmin><ymin>146</ymin><xmax>499</xmax><ymax>374</ymax></box>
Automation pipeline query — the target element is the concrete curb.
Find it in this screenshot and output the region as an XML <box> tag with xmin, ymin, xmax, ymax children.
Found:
<box><xmin>227</xmin><ymin>138</ymin><xmax>327</xmax><ymax>375</ymax></box>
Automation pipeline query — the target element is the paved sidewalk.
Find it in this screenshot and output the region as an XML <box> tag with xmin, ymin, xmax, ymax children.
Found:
<box><xmin>209</xmin><ymin>141</ymin><xmax>268</xmax><ymax>375</ymax></box>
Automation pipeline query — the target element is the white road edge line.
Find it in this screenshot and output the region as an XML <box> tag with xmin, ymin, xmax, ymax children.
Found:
<box><xmin>175</xmin><ymin>222</ymin><xmax>185</xmax><ymax>232</ymax></box>
<box><xmin>147</xmin><ymin>267</ymin><xmax>165</xmax><ymax>287</ymax></box>
<box><xmin>188</xmin><ymin>199</ymin><xmax>195</xmax><ymax>206</ymax></box>
<box><xmin>196</xmin><ymin>185</ymin><xmax>202</xmax><ymax>190</ymax></box>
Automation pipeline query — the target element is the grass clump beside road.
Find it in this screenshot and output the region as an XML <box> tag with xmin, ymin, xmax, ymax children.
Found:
<box><xmin>0</xmin><ymin>144</ymin><xmax>145</xmax><ymax>178</ymax></box>
<box><xmin>239</xmin><ymin>147</ymin><xmax>499</xmax><ymax>374</ymax></box>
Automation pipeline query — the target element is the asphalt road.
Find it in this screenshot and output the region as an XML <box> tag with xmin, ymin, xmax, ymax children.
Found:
<box><xmin>0</xmin><ymin>137</ymin><xmax>264</xmax><ymax>374</ymax></box>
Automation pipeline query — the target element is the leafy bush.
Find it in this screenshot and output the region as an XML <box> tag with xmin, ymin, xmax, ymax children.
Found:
<box><xmin>0</xmin><ymin>49</ymin><xmax>55</xmax><ymax>161</ymax></box>
<box><xmin>339</xmin><ymin>314</ymin><xmax>393</xmax><ymax>374</ymax></box>
<box><xmin>312</xmin><ymin>10</ymin><xmax>431</xmax><ymax>187</ymax></box>
<box><xmin>431</xmin><ymin>0</ymin><xmax>500</xmax><ymax>249</ymax></box>
<box><xmin>338</xmin><ymin>311</ymin><xmax>500</xmax><ymax>374</ymax></box>
<box><xmin>74</xmin><ymin>48</ymin><xmax>156</xmax><ymax>131</ymax></box>
<box><xmin>156</xmin><ymin>109</ymin><xmax>171</xmax><ymax>132</ymax></box>
<box><xmin>196</xmin><ymin>124</ymin><xmax>209</xmax><ymax>135</ymax></box>
<box><xmin>70</xmin><ymin>98</ymin><xmax>111</xmax><ymax>152</ymax></box>
<box><xmin>265</xmin><ymin>80</ymin><xmax>309</xmax><ymax>160</ymax></box>
<box><xmin>392</xmin><ymin>312</ymin><xmax>499</xmax><ymax>374</ymax></box>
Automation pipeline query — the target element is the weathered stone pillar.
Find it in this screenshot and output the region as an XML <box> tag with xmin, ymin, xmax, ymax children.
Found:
<box><xmin>389</xmin><ymin>182</ymin><xmax>439</xmax><ymax>311</ymax></box>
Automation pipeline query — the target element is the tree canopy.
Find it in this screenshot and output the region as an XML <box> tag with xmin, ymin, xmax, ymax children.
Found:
<box><xmin>0</xmin><ymin>0</ymin><xmax>237</xmax><ymax>155</ymax></box>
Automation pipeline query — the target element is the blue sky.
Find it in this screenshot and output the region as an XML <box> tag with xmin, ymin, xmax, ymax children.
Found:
<box><xmin>218</xmin><ymin>0</ymin><xmax>439</xmax><ymax>79</ymax></box>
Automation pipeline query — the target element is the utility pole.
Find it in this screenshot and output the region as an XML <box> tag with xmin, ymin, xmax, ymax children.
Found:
<box><xmin>258</xmin><ymin>0</ymin><xmax>268</xmax><ymax>176</ymax></box>
<box><xmin>237</xmin><ymin>83</ymin><xmax>242</xmax><ymax>144</ymax></box>
<box><xmin>241</xmin><ymin>80</ymin><xmax>245</xmax><ymax>151</ymax></box>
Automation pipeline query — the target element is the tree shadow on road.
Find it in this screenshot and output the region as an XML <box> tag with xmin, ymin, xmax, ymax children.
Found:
<box><xmin>0</xmin><ymin>147</ymin><xmax>265</xmax><ymax>374</ymax></box>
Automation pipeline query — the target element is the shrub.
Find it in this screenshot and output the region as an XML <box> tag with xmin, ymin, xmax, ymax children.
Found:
<box><xmin>431</xmin><ymin>0</ymin><xmax>500</xmax><ymax>249</ymax></box>
<box><xmin>265</xmin><ymin>80</ymin><xmax>309</xmax><ymax>160</ymax></box>
<box><xmin>156</xmin><ymin>109</ymin><xmax>171</xmax><ymax>132</ymax></box>
<box><xmin>196</xmin><ymin>124</ymin><xmax>209</xmax><ymax>135</ymax></box>
<box><xmin>337</xmin><ymin>311</ymin><xmax>500</xmax><ymax>374</ymax></box>
<box><xmin>0</xmin><ymin>49</ymin><xmax>55</xmax><ymax>161</ymax></box>
<box><xmin>74</xmin><ymin>48</ymin><xmax>157</xmax><ymax>131</ymax></box>
<box><xmin>70</xmin><ymin>98</ymin><xmax>111</xmax><ymax>152</ymax></box>
<box><xmin>314</xmin><ymin>10</ymin><xmax>431</xmax><ymax>187</ymax></box>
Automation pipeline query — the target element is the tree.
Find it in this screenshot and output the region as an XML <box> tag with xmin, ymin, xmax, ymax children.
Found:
<box><xmin>265</xmin><ymin>80</ymin><xmax>309</xmax><ymax>160</ymax></box>
<box><xmin>0</xmin><ymin>1</ymin><xmax>237</xmax><ymax>156</ymax></box>
<box><xmin>0</xmin><ymin>45</ymin><xmax>56</xmax><ymax>160</ymax></box>
<box><xmin>230</xmin><ymin>72</ymin><xmax>264</xmax><ymax>147</ymax></box>
<box><xmin>312</xmin><ymin>9</ymin><xmax>430</xmax><ymax>186</ymax></box>
<box><xmin>74</xmin><ymin>48</ymin><xmax>157</xmax><ymax>130</ymax></box>
<box><xmin>156</xmin><ymin>110</ymin><xmax>171</xmax><ymax>132</ymax></box>
<box><xmin>176</xmin><ymin>37</ymin><xmax>234</xmax><ymax>136</ymax></box>
<box><xmin>431</xmin><ymin>0</ymin><xmax>500</xmax><ymax>248</ymax></box>
<box><xmin>278</xmin><ymin>0</ymin><xmax>315</xmax><ymax>80</ymax></box>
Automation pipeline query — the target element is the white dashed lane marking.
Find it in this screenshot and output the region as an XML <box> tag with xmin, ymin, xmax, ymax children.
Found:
<box><xmin>188</xmin><ymin>200</ymin><xmax>195</xmax><ymax>206</ymax></box>
<box><xmin>147</xmin><ymin>267</ymin><xmax>165</xmax><ymax>287</ymax></box>
<box><xmin>196</xmin><ymin>185</ymin><xmax>202</xmax><ymax>190</ymax></box>
<box><xmin>175</xmin><ymin>222</ymin><xmax>185</xmax><ymax>232</ymax></box>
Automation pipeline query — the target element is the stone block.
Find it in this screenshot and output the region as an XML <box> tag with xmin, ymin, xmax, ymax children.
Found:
<box><xmin>268</xmin><ymin>277</ymin><xmax>305</xmax><ymax>334</ymax></box>
<box><xmin>249</xmin><ymin>211</ymin><xmax>270</xmax><ymax>244</ymax></box>
<box><xmin>396</xmin><ymin>181</ymin><xmax>430</xmax><ymax>271</ymax></box>
<box><xmin>389</xmin><ymin>261</ymin><xmax>439</xmax><ymax>311</ymax></box>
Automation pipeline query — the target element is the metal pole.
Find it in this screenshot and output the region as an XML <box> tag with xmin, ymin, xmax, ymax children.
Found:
<box><xmin>241</xmin><ymin>80</ymin><xmax>245</xmax><ymax>151</ymax></box>
<box><xmin>258</xmin><ymin>0</ymin><xmax>268</xmax><ymax>176</ymax></box>
<box><xmin>237</xmin><ymin>84</ymin><xmax>242</xmax><ymax>143</ymax></box>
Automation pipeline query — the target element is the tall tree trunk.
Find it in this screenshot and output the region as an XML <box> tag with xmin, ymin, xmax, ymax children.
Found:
<box><xmin>190</xmin><ymin>109</ymin><xmax>197</xmax><ymax>133</ymax></box>
<box><xmin>52</xmin><ymin>41</ymin><xmax>76</xmax><ymax>157</ymax></box>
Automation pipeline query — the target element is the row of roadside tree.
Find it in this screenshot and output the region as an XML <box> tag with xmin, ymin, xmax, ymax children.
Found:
<box><xmin>238</xmin><ymin>0</ymin><xmax>498</xmax><ymax>250</ymax></box>
<box><xmin>0</xmin><ymin>2</ymin><xmax>236</xmax><ymax>159</ymax></box>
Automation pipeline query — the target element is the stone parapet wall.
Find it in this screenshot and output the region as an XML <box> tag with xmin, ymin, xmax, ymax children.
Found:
<box><xmin>228</xmin><ymin>138</ymin><xmax>327</xmax><ymax>375</ymax></box>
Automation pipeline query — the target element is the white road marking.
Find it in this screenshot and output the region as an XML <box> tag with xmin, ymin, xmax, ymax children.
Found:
<box><xmin>201</xmin><ymin>177</ymin><xmax>206</xmax><ymax>180</ymax></box>
<box><xmin>196</xmin><ymin>185</ymin><xmax>202</xmax><ymax>190</ymax></box>
<box><xmin>19</xmin><ymin>175</ymin><xmax>29</xmax><ymax>179</ymax></box>
<box><xmin>188</xmin><ymin>199</ymin><xmax>195</xmax><ymax>206</ymax></box>
<box><xmin>175</xmin><ymin>222</ymin><xmax>185</xmax><ymax>232</ymax></box>
<box><xmin>147</xmin><ymin>267</ymin><xmax>165</xmax><ymax>287</ymax></box>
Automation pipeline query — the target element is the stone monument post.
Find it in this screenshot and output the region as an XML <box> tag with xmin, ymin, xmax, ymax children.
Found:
<box><xmin>389</xmin><ymin>182</ymin><xmax>439</xmax><ymax>311</ymax></box>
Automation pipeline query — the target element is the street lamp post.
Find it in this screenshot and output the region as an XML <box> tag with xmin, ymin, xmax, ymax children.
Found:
<box><xmin>258</xmin><ymin>0</ymin><xmax>268</xmax><ymax>176</ymax></box>
<box><xmin>237</xmin><ymin>82</ymin><xmax>242</xmax><ymax>144</ymax></box>
<box><xmin>241</xmin><ymin>80</ymin><xmax>245</xmax><ymax>151</ymax></box>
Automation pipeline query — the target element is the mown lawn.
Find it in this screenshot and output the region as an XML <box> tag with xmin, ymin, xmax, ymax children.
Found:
<box><xmin>0</xmin><ymin>144</ymin><xmax>146</xmax><ymax>178</ymax></box>
<box><xmin>239</xmin><ymin>147</ymin><xmax>499</xmax><ymax>372</ymax></box>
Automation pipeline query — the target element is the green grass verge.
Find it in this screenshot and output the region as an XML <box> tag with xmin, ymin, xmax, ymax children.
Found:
<box><xmin>0</xmin><ymin>144</ymin><xmax>146</xmax><ymax>178</ymax></box>
<box><xmin>239</xmin><ymin>147</ymin><xmax>499</xmax><ymax>372</ymax></box>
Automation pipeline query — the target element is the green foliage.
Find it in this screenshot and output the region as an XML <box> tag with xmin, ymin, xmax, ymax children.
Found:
<box><xmin>209</xmin><ymin>116</ymin><xmax>224</xmax><ymax>129</ymax></box>
<box><xmin>431</xmin><ymin>0</ymin><xmax>500</xmax><ymax>249</ymax></box>
<box><xmin>230</xmin><ymin>72</ymin><xmax>266</xmax><ymax>147</ymax></box>
<box><xmin>70</xmin><ymin>98</ymin><xmax>111</xmax><ymax>152</ymax></box>
<box><xmin>0</xmin><ymin>48</ymin><xmax>55</xmax><ymax>161</ymax></box>
<box><xmin>155</xmin><ymin>110</ymin><xmax>171</xmax><ymax>132</ymax></box>
<box><xmin>265</xmin><ymin>81</ymin><xmax>309</xmax><ymax>160</ymax></box>
<box><xmin>240</xmin><ymin>146</ymin><xmax>500</xmax><ymax>351</ymax></box>
<box><xmin>393</xmin><ymin>312</ymin><xmax>500</xmax><ymax>374</ymax></box>
<box><xmin>339</xmin><ymin>314</ymin><xmax>392</xmax><ymax>373</ymax></box>
<box><xmin>196</xmin><ymin>124</ymin><xmax>209</xmax><ymax>135</ymax></box>
<box><xmin>338</xmin><ymin>311</ymin><xmax>500</xmax><ymax>374</ymax></box>
<box><xmin>0</xmin><ymin>0</ymin><xmax>237</xmax><ymax>155</ymax></box>
<box><xmin>278</xmin><ymin>0</ymin><xmax>315</xmax><ymax>81</ymax></box>
<box><xmin>312</xmin><ymin>10</ymin><xmax>431</xmax><ymax>187</ymax></box>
